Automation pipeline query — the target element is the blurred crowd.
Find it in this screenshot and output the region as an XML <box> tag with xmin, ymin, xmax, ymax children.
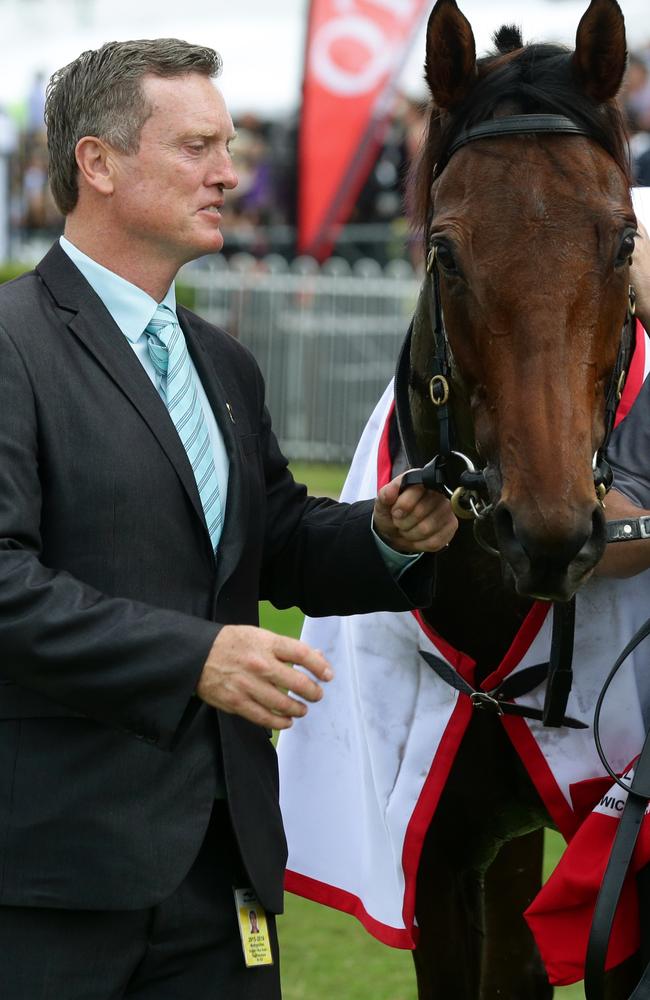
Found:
<box><xmin>626</xmin><ymin>49</ymin><xmax>650</xmax><ymax>185</ymax></box>
<box><xmin>2</xmin><ymin>73</ymin><xmax>62</xmax><ymax>243</ymax></box>
<box><xmin>2</xmin><ymin>50</ymin><xmax>650</xmax><ymax>264</ymax></box>
<box><xmin>0</xmin><ymin>79</ymin><xmax>428</xmax><ymax>264</ymax></box>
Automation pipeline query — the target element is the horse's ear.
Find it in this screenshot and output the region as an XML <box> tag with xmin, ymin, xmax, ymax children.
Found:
<box><xmin>425</xmin><ymin>0</ymin><xmax>477</xmax><ymax>111</ymax></box>
<box><xmin>572</xmin><ymin>0</ymin><xmax>627</xmax><ymax>102</ymax></box>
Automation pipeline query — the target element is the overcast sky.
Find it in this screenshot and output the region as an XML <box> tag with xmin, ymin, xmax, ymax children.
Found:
<box><xmin>1</xmin><ymin>0</ymin><xmax>649</xmax><ymax>118</ymax></box>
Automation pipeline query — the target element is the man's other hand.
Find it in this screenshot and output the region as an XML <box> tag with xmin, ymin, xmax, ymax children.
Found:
<box><xmin>196</xmin><ymin>626</ymin><xmax>333</xmax><ymax>730</ymax></box>
<box><xmin>373</xmin><ymin>474</ymin><xmax>458</xmax><ymax>554</ymax></box>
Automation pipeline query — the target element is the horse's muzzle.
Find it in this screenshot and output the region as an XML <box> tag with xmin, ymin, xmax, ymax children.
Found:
<box><xmin>493</xmin><ymin>502</ymin><xmax>607</xmax><ymax>601</ymax></box>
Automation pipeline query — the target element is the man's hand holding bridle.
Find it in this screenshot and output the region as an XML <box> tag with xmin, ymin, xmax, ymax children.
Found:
<box><xmin>373</xmin><ymin>474</ymin><xmax>458</xmax><ymax>554</ymax></box>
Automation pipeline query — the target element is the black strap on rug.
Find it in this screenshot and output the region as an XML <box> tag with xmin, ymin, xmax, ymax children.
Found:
<box><xmin>584</xmin><ymin>616</ymin><xmax>650</xmax><ymax>1000</ymax></box>
<box><xmin>542</xmin><ymin>598</ymin><xmax>576</xmax><ymax>727</ymax></box>
<box><xmin>418</xmin><ymin>649</ymin><xmax>587</xmax><ymax>730</ymax></box>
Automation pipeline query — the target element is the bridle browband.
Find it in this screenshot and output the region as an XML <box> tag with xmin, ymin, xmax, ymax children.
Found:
<box><xmin>435</xmin><ymin>113</ymin><xmax>593</xmax><ymax>176</ymax></box>
<box><xmin>395</xmin><ymin>112</ymin><xmax>637</xmax><ymax>732</ymax></box>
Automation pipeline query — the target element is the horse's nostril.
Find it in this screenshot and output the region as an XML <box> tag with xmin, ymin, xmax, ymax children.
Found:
<box><xmin>494</xmin><ymin>502</ymin><xmax>605</xmax><ymax>567</ymax></box>
<box><xmin>493</xmin><ymin>505</ymin><xmax>520</xmax><ymax>555</ymax></box>
<box><xmin>493</xmin><ymin>501</ymin><xmax>607</xmax><ymax>599</ymax></box>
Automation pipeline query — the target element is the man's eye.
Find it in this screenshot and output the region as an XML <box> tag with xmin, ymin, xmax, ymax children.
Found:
<box><xmin>186</xmin><ymin>143</ymin><xmax>205</xmax><ymax>154</ymax></box>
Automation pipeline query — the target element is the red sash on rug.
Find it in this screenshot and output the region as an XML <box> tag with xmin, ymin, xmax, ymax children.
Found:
<box><xmin>525</xmin><ymin>763</ymin><xmax>650</xmax><ymax>986</ymax></box>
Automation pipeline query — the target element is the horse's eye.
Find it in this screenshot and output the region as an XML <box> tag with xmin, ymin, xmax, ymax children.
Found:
<box><xmin>615</xmin><ymin>229</ymin><xmax>637</xmax><ymax>268</ymax></box>
<box><xmin>433</xmin><ymin>242</ymin><xmax>459</xmax><ymax>275</ymax></box>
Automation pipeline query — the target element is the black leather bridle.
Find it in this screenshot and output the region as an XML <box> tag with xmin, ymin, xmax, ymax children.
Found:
<box><xmin>393</xmin><ymin>110</ymin><xmax>649</xmax><ymax>1000</ymax></box>
<box><xmin>397</xmin><ymin>113</ymin><xmax>637</xmax><ymax>520</ymax></box>
<box><xmin>394</xmin><ymin>112</ymin><xmax>638</xmax><ymax>730</ymax></box>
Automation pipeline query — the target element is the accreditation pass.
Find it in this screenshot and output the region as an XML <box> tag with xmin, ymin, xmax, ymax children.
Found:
<box><xmin>233</xmin><ymin>887</ymin><xmax>274</xmax><ymax>967</ymax></box>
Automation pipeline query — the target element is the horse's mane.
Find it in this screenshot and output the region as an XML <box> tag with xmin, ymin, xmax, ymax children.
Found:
<box><xmin>412</xmin><ymin>27</ymin><xmax>631</xmax><ymax>231</ymax></box>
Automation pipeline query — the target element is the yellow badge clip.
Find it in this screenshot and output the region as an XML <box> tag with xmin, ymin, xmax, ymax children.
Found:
<box><xmin>233</xmin><ymin>887</ymin><xmax>274</xmax><ymax>967</ymax></box>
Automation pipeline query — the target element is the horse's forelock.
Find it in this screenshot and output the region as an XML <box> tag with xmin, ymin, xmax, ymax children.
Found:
<box><xmin>492</xmin><ymin>25</ymin><xmax>524</xmax><ymax>55</ymax></box>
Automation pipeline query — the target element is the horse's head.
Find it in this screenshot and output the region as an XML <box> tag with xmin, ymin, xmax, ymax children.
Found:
<box><xmin>412</xmin><ymin>0</ymin><xmax>636</xmax><ymax>601</ymax></box>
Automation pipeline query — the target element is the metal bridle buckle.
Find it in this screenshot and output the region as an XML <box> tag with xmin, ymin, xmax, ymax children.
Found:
<box><xmin>470</xmin><ymin>691</ymin><xmax>504</xmax><ymax>715</ymax></box>
<box><xmin>593</xmin><ymin>451</ymin><xmax>613</xmax><ymax>507</ymax></box>
<box><xmin>450</xmin><ymin>486</ymin><xmax>477</xmax><ymax>520</ymax></box>
<box><xmin>451</xmin><ymin>489</ymin><xmax>493</xmax><ymax>522</ymax></box>
<box><xmin>429</xmin><ymin>375</ymin><xmax>450</xmax><ymax>407</ymax></box>
<box><xmin>470</xmin><ymin>494</ymin><xmax>493</xmax><ymax>520</ymax></box>
<box><xmin>438</xmin><ymin>451</ymin><xmax>477</xmax><ymax>499</ymax></box>
<box><xmin>447</xmin><ymin>453</ymin><xmax>493</xmax><ymax>521</ymax></box>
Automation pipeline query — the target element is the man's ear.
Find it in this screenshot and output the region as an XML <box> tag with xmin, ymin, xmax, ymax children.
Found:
<box><xmin>75</xmin><ymin>136</ymin><xmax>116</xmax><ymax>197</ymax></box>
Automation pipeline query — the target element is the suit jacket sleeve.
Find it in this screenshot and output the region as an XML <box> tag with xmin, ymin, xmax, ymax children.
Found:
<box><xmin>0</xmin><ymin>322</ymin><xmax>218</xmax><ymax>750</ymax></box>
<box><xmin>606</xmin><ymin>376</ymin><xmax>650</xmax><ymax>507</ymax></box>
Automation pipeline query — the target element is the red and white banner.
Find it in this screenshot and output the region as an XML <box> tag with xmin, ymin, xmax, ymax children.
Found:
<box><xmin>298</xmin><ymin>0</ymin><xmax>431</xmax><ymax>259</ymax></box>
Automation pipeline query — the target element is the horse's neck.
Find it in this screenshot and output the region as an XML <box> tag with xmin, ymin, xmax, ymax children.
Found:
<box><xmin>409</xmin><ymin>290</ymin><xmax>533</xmax><ymax>680</ymax></box>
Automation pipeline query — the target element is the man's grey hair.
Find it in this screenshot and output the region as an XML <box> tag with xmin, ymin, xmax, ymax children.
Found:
<box><xmin>45</xmin><ymin>38</ymin><xmax>222</xmax><ymax>215</ymax></box>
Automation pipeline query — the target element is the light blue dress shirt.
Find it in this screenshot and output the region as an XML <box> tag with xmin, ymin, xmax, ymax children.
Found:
<box><xmin>59</xmin><ymin>236</ymin><xmax>418</xmax><ymax>578</ymax></box>
<box><xmin>59</xmin><ymin>236</ymin><xmax>229</xmax><ymax>512</ymax></box>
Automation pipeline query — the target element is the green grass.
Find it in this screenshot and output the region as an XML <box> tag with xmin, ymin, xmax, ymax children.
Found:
<box><xmin>280</xmin><ymin>882</ymin><xmax>584</xmax><ymax>1000</ymax></box>
<box><xmin>289</xmin><ymin>461</ymin><xmax>350</xmax><ymax>499</ymax></box>
<box><xmin>270</xmin><ymin>463</ymin><xmax>584</xmax><ymax>998</ymax></box>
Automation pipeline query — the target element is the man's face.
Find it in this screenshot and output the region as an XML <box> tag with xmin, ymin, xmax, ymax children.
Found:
<box><xmin>108</xmin><ymin>73</ymin><xmax>238</xmax><ymax>267</ymax></box>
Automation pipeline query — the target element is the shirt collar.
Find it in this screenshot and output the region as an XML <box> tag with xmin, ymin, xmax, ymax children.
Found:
<box><xmin>59</xmin><ymin>235</ymin><xmax>177</xmax><ymax>343</ymax></box>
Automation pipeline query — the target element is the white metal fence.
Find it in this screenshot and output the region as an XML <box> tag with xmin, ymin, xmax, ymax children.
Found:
<box><xmin>183</xmin><ymin>254</ymin><xmax>421</xmax><ymax>462</ymax></box>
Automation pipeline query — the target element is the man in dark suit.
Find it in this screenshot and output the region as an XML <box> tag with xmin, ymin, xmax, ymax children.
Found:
<box><xmin>0</xmin><ymin>39</ymin><xmax>456</xmax><ymax>999</ymax></box>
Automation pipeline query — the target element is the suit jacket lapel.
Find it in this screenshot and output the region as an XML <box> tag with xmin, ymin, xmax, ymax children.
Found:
<box><xmin>181</xmin><ymin>317</ymin><xmax>249</xmax><ymax>594</ymax></box>
<box><xmin>37</xmin><ymin>244</ymin><xmax>211</xmax><ymax>547</ymax></box>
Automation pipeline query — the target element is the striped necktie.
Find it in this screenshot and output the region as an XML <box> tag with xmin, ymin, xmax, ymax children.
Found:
<box><xmin>145</xmin><ymin>304</ymin><xmax>223</xmax><ymax>551</ymax></box>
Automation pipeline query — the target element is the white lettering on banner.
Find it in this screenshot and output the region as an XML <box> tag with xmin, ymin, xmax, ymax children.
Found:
<box><xmin>365</xmin><ymin>0</ymin><xmax>416</xmax><ymax>14</ymax></box>
<box><xmin>331</xmin><ymin>0</ymin><xmax>416</xmax><ymax>16</ymax></box>
<box><xmin>312</xmin><ymin>15</ymin><xmax>397</xmax><ymax>96</ymax></box>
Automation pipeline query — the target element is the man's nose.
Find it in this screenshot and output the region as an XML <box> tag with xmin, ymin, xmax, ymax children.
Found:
<box><xmin>210</xmin><ymin>155</ymin><xmax>238</xmax><ymax>192</ymax></box>
<box><xmin>222</xmin><ymin>164</ymin><xmax>238</xmax><ymax>191</ymax></box>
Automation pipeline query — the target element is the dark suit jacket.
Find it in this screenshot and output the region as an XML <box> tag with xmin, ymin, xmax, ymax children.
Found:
<box><xmin>0</xmin><ymin>243</ymin><xmax>434</xmax><ymax>914</ymax></box>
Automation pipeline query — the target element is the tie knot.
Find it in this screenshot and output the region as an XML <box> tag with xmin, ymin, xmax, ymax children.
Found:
<box><xmin>145</xmin><ymin>304</ymin><xmax>177</xmax><ymax>341</ymax></box>
<box><xmin>145</xmin><ymin>304</ymin><xmax>179</xmax><ymax>377</ymax></box>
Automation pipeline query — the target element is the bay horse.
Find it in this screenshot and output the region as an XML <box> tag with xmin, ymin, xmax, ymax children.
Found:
<box><xmin>404</xmin><ymin>0</ymin><xmax>637</xmax><ymax>997</ymax></box>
